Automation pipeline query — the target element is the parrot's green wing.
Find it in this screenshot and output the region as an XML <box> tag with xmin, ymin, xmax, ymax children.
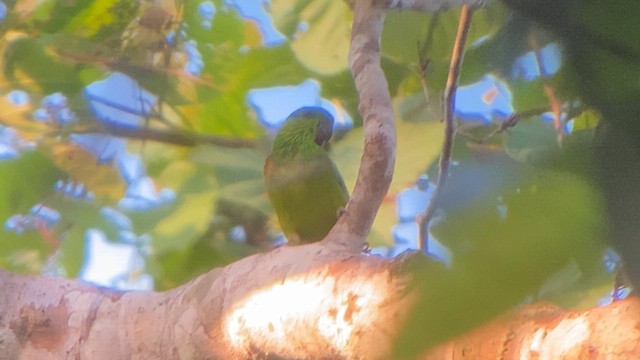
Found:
<box><xmin>264</xmin><ymin>152</ymin><xmax>348</xmax><ymax>243</ymax></box>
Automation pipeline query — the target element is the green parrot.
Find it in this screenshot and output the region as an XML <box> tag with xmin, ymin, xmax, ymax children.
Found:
<box><xmin>264</xmin><ymin>107</ymin><xmax>349</xmax><ymax>244</ymax></box>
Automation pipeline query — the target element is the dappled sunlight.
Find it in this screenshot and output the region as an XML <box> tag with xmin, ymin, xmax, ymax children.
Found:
<box><xmin>223</xmin><ymin>270</ymin><xmax>390</xmax><ymax>356</ymax></box>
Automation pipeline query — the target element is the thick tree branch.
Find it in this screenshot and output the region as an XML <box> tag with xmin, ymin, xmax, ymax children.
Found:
<box><xmin>424</xmin><ymin>300</ymin><xmax>640</xmax><ymax>359</ymax></box>
<box><xmin>4</xmin><ymin>258</ymin><xmax>640</xmax><ymax>359</ymax></box>
<box><xmin>332</xmin><ymin>0</ymin><xmax>486</xmax><ymax>253</ymax></box>
<box><xmin>328</xmin><ymin>0</ymin><xmax>395</xmax><ymax>252</ymax></box>
<box><xmin>0</xmin><ymin>247</ymin><xmax>415</xmax><ymax>359</ymax></box>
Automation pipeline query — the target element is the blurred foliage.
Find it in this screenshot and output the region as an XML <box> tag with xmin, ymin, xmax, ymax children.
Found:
<box><xmin>501</xmin><ymin>0</ymin><xmax>640</xmax><ymax>289</ymax></box>
<box><xmin>0</xmin><ymin>0</ymin><xmax>629</xmax><ymax>356</ymax></box>
<box><xmin>398</xmin><ymin>171</ymin><xmax>607</xmax><ymax>355</ymax></box>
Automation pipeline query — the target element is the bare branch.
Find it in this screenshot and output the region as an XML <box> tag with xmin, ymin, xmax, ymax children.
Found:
<box><xmin>383</xmin><ymin>0</ymin><xmax>487</xmax><ymax>12</ymax></box>
<box><xmin>424</xmin><ymin>299</ymin><xmax>640</xmax><ymax>359</ymax></box>
<box><xmin>326</xmin><ymin>0</ymin><xmax>396</xmax><ymax>252</ymax></box>
<box><xmin>0</xmin><ymin>248</ymin><xmax>415</xmax><ymax>359</ymax></box>
<box><xmin>418</xmin><ymin>5</ymin><xmax>475</xmax><ymax>251</ymax></box>
<box><xmin>478</xmin><ymin>106</ymin><xmax>549</xmax><ymax>143</ymax></box>
<box><xmin>530</xmin><ymin>34</ymin><xmax>564</xmax><ymax>146</ymax></box>
<box><xmin>69</xmin><ymin>124</ymin><xmax>256</xmax><ymax>149</ymax></box>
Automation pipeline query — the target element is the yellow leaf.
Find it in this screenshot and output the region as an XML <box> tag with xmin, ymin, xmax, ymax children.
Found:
<box><xmin>287</xmin><ymin>0</ymin><xmax>351</xmax><ymax>75</ymax></box>
<box><xmin>0</xmin><ymin>97</ymin><xmax>47</xmax><ymax>141</ymax></box>
<box><xmin>244</xmin><ymin>20</ymin><xmax>263</xmax><ymax>48</ymax></box>
<box><xmin>41</xmin><ymin>140</ymin><xmax>125</xmax><ymax>201</ymax></box>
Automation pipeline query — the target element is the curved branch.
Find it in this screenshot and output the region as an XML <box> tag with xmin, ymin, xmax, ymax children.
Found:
<box><xmin>330</xmin><ymin>0</ymin><xmax>488</xmax><ymax>253</ymax></box>
<box><xmin>0</xmin><ymin>247</ymin><xmax>416</xmax><ymax>359</ymax></box>
<box><xmin>327</xmin><ymin>0</ymin><xmax>395</xmax><ymax>252</ymax></box>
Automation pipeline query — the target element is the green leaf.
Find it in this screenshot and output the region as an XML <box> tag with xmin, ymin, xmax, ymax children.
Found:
<box><xmin>184</xmin><ymin>0</ymin><xmax>245</xmax><ymax>47</ymax></box>
<box><xmin>570</xmin><ymin>109</ymin><xmax>599</xmax><ymax>132</ymax></box>
<box><xmin>151</xmin><ymin>189</ymin><xmax>217</xmax><ymax>253</ymax></box>
<box><xmin>191</xmin><ymin>145</ymin><xmax>271</xmax><ymax>214</ymax></box>
<box><xmin>504</xmin><ymin>117</ymin><xmax>558</xmax><ymax>164</ymax></box>
<box><xmin>41</xmin><ymin>140</ymin><xmax>125</xmax><ymax>202</ymax></box>
<box><xmin>273</xmin><ymin>0</ymin><xmax>351</xmax><ymax>75</ymax></box>
<box><xmin>382</xmin><ymin>4</ymin><xmax>507</xmax><ymax>91</ymax></box>
<box><xmin>194</xmin><ymin>46</ymin><xmax>307</xmax><ymax>137</ymax></box>
<box><xmin>4</xmin><ymin>37</ymin><xmax>84</xmax><ymax>94</ymax></box>
<box><xmin>63</xmin><ymin>0</ymin><xmax>138</xmax><ymax>40</ymax></box>
<box><xmin>509</xmin><ymin>77</ymin><xmax>548</xmax><ymax>112</ymax></box>
<box><xmin>0</xmin><ymin>152</ymin><xmax>64</xmax><ymax>272</ymax></box>
<box><xmin>138</xmin><ymin>161</ymin><xmax>218</xmax><ymax>254</ymax></box>
<box><xmin>397</xmin><ymin>171</ymin><xmax>607</xmax><ymax>356</ymax></box>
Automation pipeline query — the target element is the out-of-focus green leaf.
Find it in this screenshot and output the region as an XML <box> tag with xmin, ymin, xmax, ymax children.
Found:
<box><xmin>461</xmin><ymin>14</ymin><xmax>532</xmax><ymax>83</ymax></box>
<box><xmin>503</xmin><ymin>117</ymin><xmax>558</xmax><ymax>164</ymax></box>
<box><xmin>151</xmin><ymin>189</ymin><xmax>217</xmax><ymax>253</ymax></box>
<box><xmin>64</xmin><ymin>0</ymin><xmax>138</xmax><ymax>40</ymax></box>
<box><xmin>191</xmin><ymin>145</ymin><xmax>270</xmax><ymax>214</ymax></box>
<box><xmin>29</xmin><ymin>0</ymin><xmax>137</xmax><ymax>47</ymax></box>
<box><xmin>382</xmin><ymin>4</ymin><xmax>507</xmax><ymax>91</ymax></box>
<box><xmin>317</xmin><ymin>70</ymin><xmax>360</xmax><ymax>125</ymax></box>
<box><xmin>509</xmin><ymin>78</ymin><xmax>548</xmax><ymax>112</ymax></box>
<box><xmin>570</xmin><ymin>109</ymin><xmax>599</xmax><ymax>132</ymax></box>
<box><xmin>0</xmin><ymin>151</ymin><xmax>63</xmax><ymax>271</ymax></box>
<box><xmin>4</xmin><ymin>37</ymin><xmax>84</xmax><ymax>94</ymax></box>
<box><xmin>194</xmin><ymin>45</ymin><xmax>308</xmax><ymax>137</ymax></box>
<box><xmin>133</xmin><ymin>161</ymin><xmax>218</xmax><ymax>254</ymax></box>
<box><xmin>272</xmin><ymin>0</ymin><xmax>351</xmax><ymax>75</ymax></box>
<box><xmin>396</xmin><ymin>171</ymin><xmax>607</xmax><ymax>356</ymax></box>
<box><xmin>30</xmin><ymin>0</ymin><xmax>94</xmax><ymax>34</ymax></box>
<box><xmin>184</xmin><ymin>0</ymin><xmax>245</xmax><ymax>47</ymax></box>
<box><xmin>60</xmin><ymin>225</ymin><xmax>88</xmax><ymax>277</ymax></box>
<box><xmin>289</xmin><ymin>0</ymin><xmax>350</xmax><ymax>75</ymax></box>
<box><xmin>150</xmin><ymin>231</ymin><xmax>257</xmax><ymax>290</ymax></box>
<box><xmin>0</xmin><ymin>97</ymin><xmax>48</xmax><ymax>140</ymax></box>
<box><xmin>499</xmin><ymin>116</ymin><xmax>594</xmax><ymax>174</ymax></box>
<box><xmin>40</xmin><ymin>140</ymin><xmax>125</xmax><ymax>202</ymax></box>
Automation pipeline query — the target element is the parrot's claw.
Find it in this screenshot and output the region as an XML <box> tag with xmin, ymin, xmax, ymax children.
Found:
<box><xmin>336</xmin><ymin>207</ymin><xmax>347</xmax><ymax>218</ymax></box>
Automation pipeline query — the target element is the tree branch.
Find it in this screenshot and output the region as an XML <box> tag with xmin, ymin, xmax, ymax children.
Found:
<box><xmin>418</xmin><ymin>4</ymin><xmax>475</xmax><ymax>251</ymax></box>
<box><xmin>327</xmin><ymin>0</ymin><xmax>396</xmax><ymax>252</ymax></box>
<box><xmin>383</xmin><ymin>0</ymin><xmax>487</xmax><ymax>12</ymax></box>
<box><xmin>0</xmin><ymin>247</ymin><xmax>416</xmax><ymax>359</ymax></box>
<box><xmin>424</xmin><ymin>299</ymin><xmax>640</xmax><ymax>359</ymax></box>
<box><xmin>476</xmin><ymin>106</ymin><xmax>549</xmax><ymax>143</ymax></box>
<box><xmin>68</xmin><ymin>124</ymin><xmax>256</xmax><ymax>149</ymax></box>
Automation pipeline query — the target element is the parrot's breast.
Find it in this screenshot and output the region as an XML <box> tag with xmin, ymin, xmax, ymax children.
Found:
<box><xmin>264</xmin><ymin>154</ymin><xmax>348</xmax><ymax>243</ymax></box>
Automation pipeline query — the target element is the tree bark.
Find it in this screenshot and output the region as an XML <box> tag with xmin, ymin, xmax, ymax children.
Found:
<box><xmin>423</xmin><ymin>299</ymin><xmax>640</xmax><ymax>359</ymax></box>
<box><xmin>0</xmin><ymin>247</ymin><xmax>416</xmax><ymax>359</ymax></box>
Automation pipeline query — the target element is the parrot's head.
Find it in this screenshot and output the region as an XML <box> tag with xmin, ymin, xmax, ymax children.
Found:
<box><xmin>270</xmin><ymin>107</ymin><xmax>335</xmax><ymax>160</ymax></box>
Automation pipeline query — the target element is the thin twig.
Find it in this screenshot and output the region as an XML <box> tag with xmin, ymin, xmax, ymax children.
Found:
<box><xmin>416</xmin><ymin>14</ymin><xmax>441</xmax><ymax>104</ymax></box>
<box><xmin>530</xmin><ymin>34</ymin><xmax>564</xmax><ymax>146</ymax></box>
<box><xmin>418</xmin><ymin>5</ymin><xmax>475</xmax><ymax>252</ymax></box>
<box><xmin>57</xmin><ymin>124</ymin><xmax>256</xmax><ymax>149</ymax></box>
<box><xmin>479</xmin><ymin>106</ymin><xmax>549</xmax><ymax>143</ymax></box>
<box><xmin>417</xmin><ymin>44</ymin><xmax>431</xmax><ymax>105</ymax></box>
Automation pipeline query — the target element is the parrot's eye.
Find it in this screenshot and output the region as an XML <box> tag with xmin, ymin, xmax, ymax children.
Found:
<box><xmin>315</xmin><ymin>118</ymin><xmax>333</xmax><ymax>146</ymax></box>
